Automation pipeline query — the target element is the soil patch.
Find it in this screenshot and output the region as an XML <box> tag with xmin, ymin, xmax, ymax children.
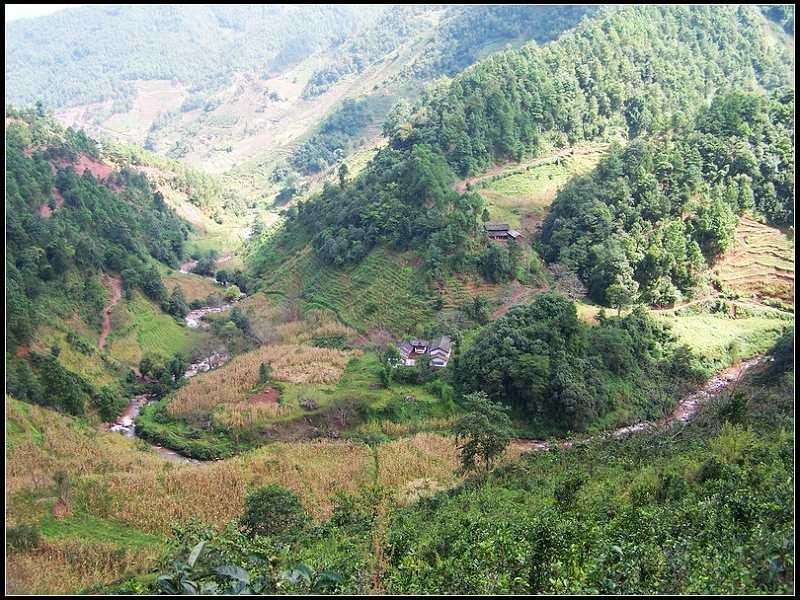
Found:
<box><xmin>98</xmin><ymin>275</ymin><xmax>123</xmax><ymax>350</ymax></box>
<box><xmin>247</xmin><ymin>387</ymin><xmax>281</xmax><ymax>406</ymax></box>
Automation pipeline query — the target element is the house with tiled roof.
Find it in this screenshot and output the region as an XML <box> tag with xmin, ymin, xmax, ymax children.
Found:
<box><xmin>485</xmin><ymin>223</ymin><xmax>523</xmax><ymax>241</ymax></box>
<box><xmin>397</xmin><ymin>335</ymin><xmax>452</xmax><ymax>368</ymax></box>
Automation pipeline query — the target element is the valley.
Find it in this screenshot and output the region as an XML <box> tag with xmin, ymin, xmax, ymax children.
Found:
<box><xmin>5</xmin><ymin>3</ymin><xmax>795</xmax><ymax>596</ymax></box>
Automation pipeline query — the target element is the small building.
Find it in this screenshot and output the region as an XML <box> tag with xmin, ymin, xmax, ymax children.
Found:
<box><xmin>397</xmin><ymin>335</ymin><xmax>452</xmax><ymax>368</ymax></box>
<box><xmin>485</xmin><ymin>223</ymin><xmax>523</xmax><ymax>241</ymax></box>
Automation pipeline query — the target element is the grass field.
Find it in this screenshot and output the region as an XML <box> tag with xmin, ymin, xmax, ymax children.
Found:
<box><xmin>472</xmin><ymin>144</ymin><xmax>607</xmax><ymax>230</ymax></box>
<box><xmin>161</xmin><ymin>268</ymin><xmax>222</xmax><ymax>304</ymax></box>
<box><xmin>654</xmin><ymin>309</ymin><xmax>792</xmax><ymax>370</ymax></box>
<box><xmin>106</xmin><ymin>292</ymin><xmax>206</xmax><ymax>366</ymax></box>
<box><xmin>30</xmin><ymin>325</ymin><xmax>122</xmax><ymax>388</ymax></box>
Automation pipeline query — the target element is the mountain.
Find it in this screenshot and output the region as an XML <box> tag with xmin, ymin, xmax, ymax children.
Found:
<box><xmin>4</xmin><ymin>4</ymin><xmax>795</xmax><ymax>596</ymax></box>
<box><xmin>6</xmin><ymin>5</ymin><xmax>595</xmax><ymax>205</ymax></box>
<box><xmin>246</xmin><ymin>4</ymin><xmax>794</xmax><ymax>333</ymax></box>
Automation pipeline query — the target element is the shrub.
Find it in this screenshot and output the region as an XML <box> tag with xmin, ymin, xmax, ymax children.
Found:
<box><xmin>6</xmin><ymin>524</ymin><xmax>40</xmax><ymax>552</ymax></box>
<box><xmin>553</xmin><ymin>470</ymin><xmax>586</xmax><ymax>510</ymax></box>
<box><xmin>239</xmin><ymin>485</ymin><xmax>309</xmax><ymax>538</ymax></box>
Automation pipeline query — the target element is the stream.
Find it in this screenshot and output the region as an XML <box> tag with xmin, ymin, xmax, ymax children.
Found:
<box><xmin>107</xmin><ymin>302</ymin><xmax>234</xmax><ymax>462</ymax></box>
<box><xmin>513</xmin><ymin>356</ymin><xmax>764</xmax><ymax>453</ymax></box>
<box><xmin>109</xmin><ymin>332</ymin><xmax>764</xmax><ymax>463</ymax></box>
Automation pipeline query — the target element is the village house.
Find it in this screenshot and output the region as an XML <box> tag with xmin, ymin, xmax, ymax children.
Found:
<box><xmin>397</xmin><ymin>336</ymin><xmax>452</xmax><ymax>368</ymax></box>
<box><xmin>485</xmin><ymin>223</ymin><xmax>523</xmax><ymax>241</ymax></box>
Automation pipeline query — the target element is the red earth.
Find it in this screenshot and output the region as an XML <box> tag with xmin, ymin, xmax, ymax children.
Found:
<box><xmin>247</xmin><ymin>387</ymin><xmax>281</xmax><ymax>406</ymax></box>
<box><xmin>98</xmin><ymin>275</ymin><xmax>123</xmax><ymax>350</ymax></box>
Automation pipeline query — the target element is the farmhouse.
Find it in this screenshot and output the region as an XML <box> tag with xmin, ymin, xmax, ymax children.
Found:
<box><xmin>485</xmin><ymin>223</ymin><xmax>523</xmax><ymax>241</ymax></box>
<box><xmin>397</xmin><ymin>335</ymin><xmax>452</xmax><ymax>368</ymax></box>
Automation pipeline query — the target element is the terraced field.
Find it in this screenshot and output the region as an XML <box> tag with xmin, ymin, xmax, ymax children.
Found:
<box><xmin>713</xmin><ymin>216</ymin><xmax>794</xmax><ymax>308</ymax></box>
<box><xmin>261</xmin><ymin>247</ymin><xmax>435</xmax><ymax>334</ymax></box>
<box><xmin>106</xmin><ymin>293</ymin><xmax>206</xmax><ymax>366</ymax></box>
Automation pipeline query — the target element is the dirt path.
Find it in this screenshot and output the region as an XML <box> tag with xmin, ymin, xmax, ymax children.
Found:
<box><xmin>511</xmin><ymin>356</ymin><xmax>763</xmax><ymax>454</ymax></box>
<box><xmin>492</xmin><ymin>282</ymin><xmax>540</xmax><ymax>320</ymax></box>
<box><xmin>453</xmin><ymin>145</ymin><xmax>607</xmax><ymax>194</ymax></box>
<box><xmin>98</xmin><ymin>275</ymin><xmax>122</xmax><ymax>350</ymax></box>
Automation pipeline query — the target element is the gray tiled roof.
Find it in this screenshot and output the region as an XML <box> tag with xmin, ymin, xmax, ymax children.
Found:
<box><xmin>429</xmin><ymin>336</ymin><xmax>452</xmax><ymax>354</ymax></box>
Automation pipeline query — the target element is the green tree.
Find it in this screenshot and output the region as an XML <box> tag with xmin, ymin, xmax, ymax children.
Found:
<box><xmin>258</xmin><ymin>362</ymin><xmax>271</xmax><ymax>384</ymax></box>
<box><xmin>453</xmin><ymin>391</ymin><xmax>513</xmax><ymax>474</ymax></box>
<box><xmin>239</xmin><ymin>485</ymin><xmax>309</xmax><ymax>539</ymax></box>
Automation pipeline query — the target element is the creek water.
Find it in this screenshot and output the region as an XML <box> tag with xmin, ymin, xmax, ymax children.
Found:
<box><xmin>107</xmin><ymin>303</ymin><xmax>234</xmax><ymax>462</ymax></box>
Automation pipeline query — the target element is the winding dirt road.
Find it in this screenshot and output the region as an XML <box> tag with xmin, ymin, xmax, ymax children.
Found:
<box><xmin>98</xmin><ymin>275</ymin><xmax>122</xmax><ymax>350</ymax></box>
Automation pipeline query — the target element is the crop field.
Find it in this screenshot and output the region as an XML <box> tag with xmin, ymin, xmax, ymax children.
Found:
<box><xmin>261</xmin><ymin>246</ymin><xmax>436</xmax><ymax>334</ymax></box>
<box><xmin>5</xmin><ymin>392</ymin><xmax>592</xmax><ymax>595</ymax></box>
<box><xmin>167</xmin><ymin>343</ymin><xmax>361</xmax><ymax>419</ymax></box>
<box><xmin>713</xmin><ymin>216</ymin><xmax>794</xmax><ymax>308</ymax></box>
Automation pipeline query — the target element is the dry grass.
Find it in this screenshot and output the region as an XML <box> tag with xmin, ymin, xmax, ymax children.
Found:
<box><xmin>354</xmin><ymin>417</ymin><xmax>459</xmax><ymax>437</ymax></box>
<box><xmin>376</xmin><ymin>433</ymin><xmax>462</xmax><ymax>494</ymax></box>
<box><xmin>239</xmin><ymin>440</ymin><xmax>375</xmax><ymax>519</ymax></box>
<box><xmin>162</xmin><ymin>270</ymin><xmax>221</xmax><ymax>303</ymax></box>
<box><xmin>275</xmin><ymin>309</ymin><xmax>358</xmax><ymax>345</ymax></box>
<box><xmin>5</xmin><ymin>539</ymin><xmax>158</xmax><ymax>595</ymax></box>
<box><xmin>168</xmin><ymin>344</ymin><xmax>360</xmax><ymax>417</ymax></box>
<box><xmin>95</xmin><ymin>440</ymin><xmax>375</xmax><ymax>533</ymax></box>
<box><xmin>213</xmin><ymin>402</ymin><xmax>292</xmax><ymax>430</ymax></box>
<box><xmin>5</xmin><ymin>397</ymin><xmax>163</xmax><ymax>502</ymax></box>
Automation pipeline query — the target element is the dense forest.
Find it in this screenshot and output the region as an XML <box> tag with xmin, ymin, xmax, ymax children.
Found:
<box><xmin>250</xmin><ymin>5</ymin><xmax>792</xmax><ymax>294</ymax></box>
<box><xmin>255</xmin><ymin>142</ymin><xmax>485</xmax><ymax>276</ymax></box>
<box><xmin>6</xmin><ymin>109</ymin><xmax>190</xmax><ymax>408</ymax></box>
<box><xmin>539</xmin><ymin>89</ymin><xmax>795</xmax><ymax>306</ymax></box>
<box><xmin>400</xmin><ymin>5</ymin><xmax>792</xmax><ymax>176</ymax></box>
<box><xmin>455</xmin><ymin>293</ymin><xmax>701</xmax><ymax>434</ymax></box>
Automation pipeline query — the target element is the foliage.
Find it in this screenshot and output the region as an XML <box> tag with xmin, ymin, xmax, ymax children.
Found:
<box><xmin>402</xmin><ymin>5</ymin><xmax>791</xmax><ymax>176</ymax></box>
<box><xmin>380</xmin><ymin>359</ymin><xmax>794</xmax><ymax>594</ymax></box>
<box><xmin>456</xmin><ymin>293</ymin><xmax>701</xmax><ymax>433</ymax></box>
<box><xmin>6</xmin><ymin>523</ymin><xmax>41</xmax><ymax>552</ymax></box>
<box><xmin>239</xmin><ymin>485</ymin><xmax>309</xmax><ymax>539</ymax></box>
<box><xmin>539</xmin><ymin>89</ymin><xmax>794</xmax><ymax>305</ymax></box>
<box><xmin>453</xmin><ymin>391</ymin><xmax>513</xmax><ymax>474</ymax></box>
<box><xmin>288</xmin><ymin>99</ymin><xmax>371</xmax><ymax>175</ymax></box>
<box><xmin>5</xmin><ymin>110</ymin><xmax>188</xmax><ymax>352</ymax></box>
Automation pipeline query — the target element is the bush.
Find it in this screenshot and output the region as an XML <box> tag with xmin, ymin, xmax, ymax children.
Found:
<box><xmin>553</xmin><ymin>470</ymin><xmax>586</xmax><ymax>510</ymax></box>
<box><xmin>239</xmin><ymin>485</ymin><xmax>309</xmax><ymax>538</ymax></box>
<box><xmin>6</xmin><ymin>523</ymin><xmax>40</xmax><ymax>552</ymax></box>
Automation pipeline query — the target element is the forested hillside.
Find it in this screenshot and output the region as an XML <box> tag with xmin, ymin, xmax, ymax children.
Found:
<box><xmin>5</xmin><ymin>108</ymin><xmax>201</xmax><ymax>419</ymax></box>
<box><xmin>4</xmin><ymin>5</ymin><xmax>383</xmax><ymax>109</ymax></box>
<box><xmin>400</xmin><ymin>4</ymin><xmax>792</xmax><ymax>175</ymax></box>
<box><xmin>6</xmin><ymin>108</ymin><xmax>189</xmax><ymax>352</ymax></box>
<box><xmin>539</xmin><ymin>88</ymin><xmax>795</xmax><ymax>306</ymax></box>
<box><xmin>248</xmin><ymin>4</ymin><xmax>793</xmax><ymax>303</ymax></box>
